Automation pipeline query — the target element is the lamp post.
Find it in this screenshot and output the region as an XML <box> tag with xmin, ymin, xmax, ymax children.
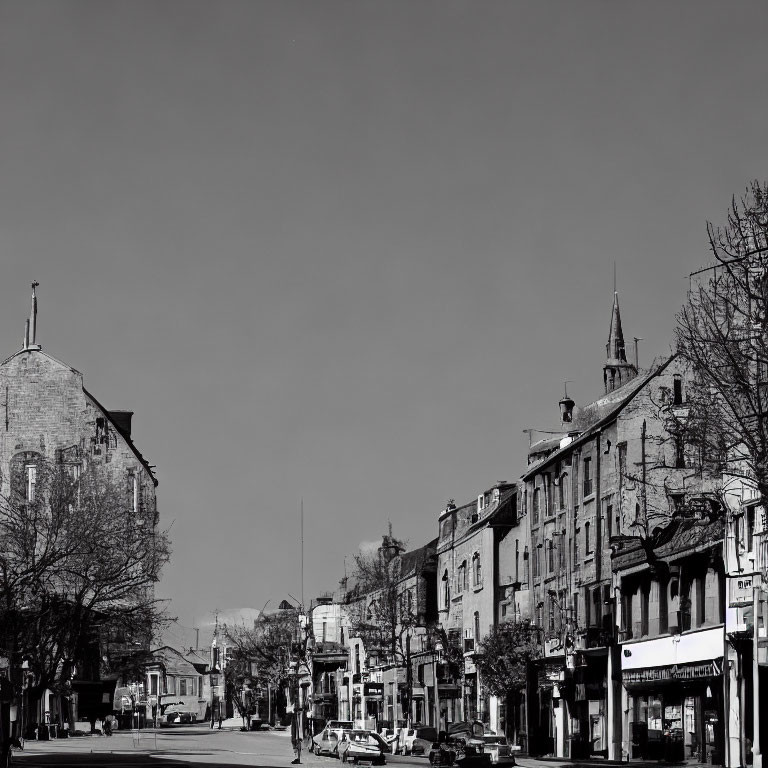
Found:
<box><xmin>432</xmin><ymin>641</ymin><xmax>443</xmax><ymax>732</ymax></box>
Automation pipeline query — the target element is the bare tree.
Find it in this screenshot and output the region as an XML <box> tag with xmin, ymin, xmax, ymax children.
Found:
<box><xmin>224</xmin><ymin>608</ymin><xmax>305</xmax><ymax>724</ymax></box>
<box><xmin>345</xmin><ymin>532</ymin><xmax>421</xmax><ymax>667</ymax></box>
<box><xmin>0</xmin><ymin>460</ymin><xmax>170</xmax><ymax>726</ymax></box>
<box><xmin>676</xmin><ymin>181</ymin><xmax>768</xmax><ymax>511</ymax></box>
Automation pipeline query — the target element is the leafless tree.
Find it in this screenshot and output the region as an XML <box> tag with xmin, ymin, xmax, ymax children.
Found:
<box><xmin>0</xmin><ymin>460</ymin><xmax>171</xmax><ymax>725</ymax></box>
<box><xmin>345</xmin><ymin>533</ymin><xmax>420</xmax><ymax>667</ymax></box>
<box><xmin>676</xmin><ymin>181</ymin><xmax>768</xmax><ymax>512</ymax></box>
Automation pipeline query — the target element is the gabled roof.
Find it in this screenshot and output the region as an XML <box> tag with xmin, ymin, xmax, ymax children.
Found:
<box><xmin>84</xmin><ymin>386</ymin><xmax>157</xmax><ymax>486</ymax></box>
<box><xmin>523</xmin><ymin>356</ymin><xmax>676</xmax><ymax>480</ymax></box>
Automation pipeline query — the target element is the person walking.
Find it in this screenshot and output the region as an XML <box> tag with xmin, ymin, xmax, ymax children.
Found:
<box><xmin>290</xmin><ymin>704</ymin><xmax>302</xmax><ymax>764</ymax></box>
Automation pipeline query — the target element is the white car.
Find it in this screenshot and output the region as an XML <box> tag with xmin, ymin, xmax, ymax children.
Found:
<box><xmin>311</xmin><ymin>721</ymin><xmax>355</xmax><ymax>756</ymax></box>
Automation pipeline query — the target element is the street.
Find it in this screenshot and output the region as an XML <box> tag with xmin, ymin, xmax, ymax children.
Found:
<box><xmin>12</xmin><ymin>726</ymin><xmax>433</xmax><ymax>768</ymax></box>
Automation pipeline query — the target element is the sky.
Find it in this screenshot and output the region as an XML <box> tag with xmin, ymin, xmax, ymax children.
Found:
<box><xmin>1</xmin><ymin>1</ymin><xmax>767</xmax><ymax>648</ymax></box>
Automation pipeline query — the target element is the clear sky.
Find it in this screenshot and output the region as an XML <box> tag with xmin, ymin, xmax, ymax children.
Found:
<box><xmin>1</xmin><ymin>1</ymin><xmax>766</xmax><ymax>647</ymax></box>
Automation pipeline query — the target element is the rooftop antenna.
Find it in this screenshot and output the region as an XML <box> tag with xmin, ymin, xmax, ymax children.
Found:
<box><xmin>300</xmin><ymin>498</ymin><xmax>304</xmax><ymax>610</ymax></box>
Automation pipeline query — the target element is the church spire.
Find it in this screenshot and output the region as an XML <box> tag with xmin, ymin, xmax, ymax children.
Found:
<box><xmin>606</xmin><ymin>291</ymin><xmax>626</xmax><ymax>363</ymax></box>
<box><xmin>603</xmin><ymin>289</ymin><xmax>636</xmax><ymax>393</ymax></box>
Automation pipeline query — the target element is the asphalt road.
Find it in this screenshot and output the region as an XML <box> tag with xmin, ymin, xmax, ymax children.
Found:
<box><xmin>12</xmin><ymin>726</ymin><xmax>432</xmax><ymax>768</ymax></box>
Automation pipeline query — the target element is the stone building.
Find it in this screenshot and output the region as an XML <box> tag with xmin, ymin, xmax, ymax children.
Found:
<box><xmin>0</xmin><ymin>286</ymin><xmax>158</xmax><ymax>728</ymax></box>
<box><xmin>522</xmin><ymin>292</ymin><xmax>721</xmax><ymax>760</ymax></box>
<box><xmin>436</xmin><ymin>482</ymin><xmax>519</xmax><ymax>734</ymax></box>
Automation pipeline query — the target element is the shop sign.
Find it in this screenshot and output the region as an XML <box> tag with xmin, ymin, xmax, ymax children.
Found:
<box><xmin>729</xmin><ymin>575</ymin><xmax>756</xmax><ymax>607</ymax></box>
<box><xmin>622</xmin><ymin>661</ymin><xmax>717</xmax><ymax>685</ymax></box>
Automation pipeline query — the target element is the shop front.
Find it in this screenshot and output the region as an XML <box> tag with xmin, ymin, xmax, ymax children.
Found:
<box><xmin>621</xmin><ymin>628</ymin><xmax>724</xmax><ymax>766</ymax></box>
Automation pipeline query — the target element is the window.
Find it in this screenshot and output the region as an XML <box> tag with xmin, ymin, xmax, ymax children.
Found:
<box><xmin>746</xmin><ymin>506</ymin><xmax>756</xmax><ymax>552</ymax></box>
<box><xmin>532</xmin><ymin>488</ymin><xmax>540</xmax><ymax>524</ymax></box>
<box><xmin>128</xmin><ymin>470</ymin><xmax>139</xmax><ymax>516</ymax></box>
<box><xmin>673</xmin><ymin>375</ymin><xmax>683</xmax><ymax>405</ymax></box>
<box><xmin>26</xmin><ymin>464</ymin><xmax>36</xmax><ymax>502</ymax></box>
<box><xmin>574</xmin><ymin>528</ymin><xmax>580</xmax><ymax>566</ymax></box>
<box><xmin>585</xmin><ymin>521</ymin><xmax>592</xmax><ymax>555</ymax></box>
<box><xmin>547</xmin><ymin>540</ymin><xmax>555</xmax><ymax>572</ymax></box>
<box><xmin>474</xmin><ymin>611</ymin><xmax>480</xmax><ymax>644</ymax></box>
<box><xmin>572</xmin><ymin>595</ymin><xmax>579</xmax><ymax>628</ymax></box>
<box><xmin>618</xmin><ymin>443</ymin><xmax>627</xmax><ymax>493</ymax></box>
<box><xmin>659</xmin><ymin>580</ymin><xmax>668</xmax><ymax>634</ymax></box>
<box><xmin>150</xmin><ymin>676</ymin><xmax>158</xmax><ymax>696</ymax></box>
<box><xmin>640</xmin><ymin>582</ymin><xmax>650</xmax><ymax>637</ymax></box>
<box><xmin>442</xmin><ymin>570</ymin><xmax>449</xmax><ymax>607</ymax></box>
<box><xmin>559</xmin><ymin>474</ymin><xmax>568</xmax><ymax>509</ymax></box>
<box><xmin>606</xmin><ymin>503</ymin><xmax>613</xmax><ymax>538</ymax></box>
<box><xmin>166</xmin><ymin>676</ymin><xmax>176</xmax><ymax>695</ymax></box>
<box><xmin>533</xmin><ymin>544</ymin><xmax>540</xmax><ymax>579</ymax></box>
<box><xmin>458</xmin><ymin>561</ymin><xmax>468</xmax><ymax>593</ymax></box>
<box><xmin>545</xmin><ymin>474</ymin><xmax>553</xmax><ymax>517</ymax></box>
<box><xmin>472</xmin><ymin>553</ymin><xmax>481</xmax><ymax>587</ymax></box>
<box><xmin>674</xmin><ymin>435</ymin><xmax>685</xmax><ymax>468</ymax></box>
<box><xmin>559</xmin><ymin>531</ymin><xmax>566</xmax><ymax>569</ymax></box>
<box><xmin>583</xmin><ymin>458</ymin><xmax>592</xmax><ymax>497</ymax></box>
<box><xmin>548</xmin><ymin>598</ymin><xmax>556</xmax><ymax>632</ymax></box>
<box><xmin>179</xmin><ymin>678</ymin><xmax>187</xmax><ymax>696</ymax></box>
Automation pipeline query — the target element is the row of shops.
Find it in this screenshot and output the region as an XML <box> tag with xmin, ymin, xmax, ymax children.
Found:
<box><xmin>530</xmin><ymin>623</ymin><xmax>767</xmax><ymax>766</ymax></box>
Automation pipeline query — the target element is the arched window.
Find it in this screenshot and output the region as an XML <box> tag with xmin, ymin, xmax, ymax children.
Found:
<box><xmin>472</xmin><ymin>553</ymin><xmax>481</xmax><ymax>587</ymax></box>
<box><xmin>458</xmin><ymin>560</ymin><xmax>468</xmax><ymax>593</ymax></box>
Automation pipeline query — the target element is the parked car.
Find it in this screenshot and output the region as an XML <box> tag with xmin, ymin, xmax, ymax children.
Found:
<box><xmin>401</xmin><ymin>726</ymin><xmax>438</xmax><ymax>756</ymax></box>
<box><xmin>338</xmin><ymin>730</ymin><xmax>388</xmax><ymax>765</ymax></box>
<box><xmin>312</xmin><ymin>721</ymin><xmax>354</xmax><ymax>756</ymax></box>
<box><xmin>480</xmin><ymin>732</ymin><xmax>512</xmax><ymax>764</ymax></box>
<box><xmin>159</xmin><ymin>704</ymin><xmax>197</xmax><ymax>726</ymax></box>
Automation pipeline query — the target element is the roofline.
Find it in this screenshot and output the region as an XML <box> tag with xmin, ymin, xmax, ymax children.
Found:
<box><xmin>84</xmin><ymin>386</ymin><xmax>158</xmax><ymax>486</ymax></box>
<box><xmin>522</xmin><ymin>355</ymin><xmax>677</xmax><ymax>481</ymax></box>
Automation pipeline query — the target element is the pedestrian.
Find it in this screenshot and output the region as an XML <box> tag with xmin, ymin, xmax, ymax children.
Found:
<box><xmin>290</xmin><ymin>705</ymin><xmax>302</xmax><ymax>764</ymax></box>
<box><xmin>103</xmin><ymin>715</ymin><xmax>113</xmax><ymax>737</ymax></box>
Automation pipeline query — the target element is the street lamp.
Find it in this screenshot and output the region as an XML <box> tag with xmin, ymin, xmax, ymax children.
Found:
<box><xmin>432</xmin><ymin>641</ymin><xmax>443</xmax><ymax>732</ymax></box>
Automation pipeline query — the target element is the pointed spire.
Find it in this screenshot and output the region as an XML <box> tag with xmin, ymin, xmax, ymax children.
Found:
<box><xmin>603</xmin><ymin>289</ymin><xmax>637</xmax><ymax>394</ymax></box>
<box><xmin>606</xmin><ymin>291</ymin><xmax>626</xmax><ymax>363</ymax></box>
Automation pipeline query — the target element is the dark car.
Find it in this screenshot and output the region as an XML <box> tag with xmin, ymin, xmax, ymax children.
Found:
<box><xmin>408</xmin><ymin>727</ymin><xmax>438</xmax><ymax>756</ymax></box>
